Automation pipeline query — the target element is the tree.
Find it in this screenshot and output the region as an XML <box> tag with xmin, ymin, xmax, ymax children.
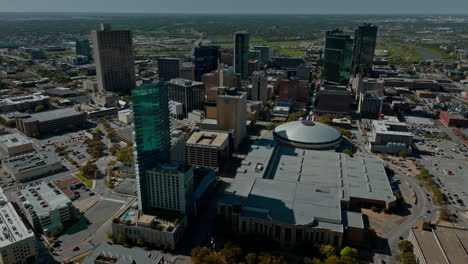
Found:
<box><xmin>79</xmin><ymin>162</ymin><xmax>99</xmax><ymax>179</ymax></box>
<box><xmin>343</xmin><ymin>149</ymin><xmax>353</xmax><ymax>157</ymax></box>
<box><xmin>34</xmin><ymin>105</ymin><xmax>45</xmax><ymax>112</ymax></box>
<box><xmin>136</xmin><ymin>237</ymin><xmax>145</xmax><ymax>246</ymax></box>
<box><xmin>319</xmin><ymin>244</ymin><xmax>336</xmax><ymax>258</ymax></box>
<box><xmin>116</xmin><ymin>147</ymin><xmax>134</xmax><ymax>163</ymax></box>
<box><xmin>245</xmin><ymin>253</ymin><xmax>257</xmax><ymax>264</ymax></box>
<box><xmin>107</xmin><ymin>233</ymin><xmax>113</xmax><ymax>240</ymax></box>
<box><xmin>323</xmin><ymin>255</ymin><xmax>340</xmax><ymax>264</ymax></box>
<box><xmin>340</xmin><ymin>246</ymin><xmax>358</xmax><ymax>259</ymax></box>
<box><xmin>109</xmin><ymin>144</ymin><xmax>122</xmax><ymax>155</ymax></box>
<box><xmin>399</xmin><ymin>151</ymin><xmax>408</xmax><ymax>158</ymax></box>
<box><xmin>395</xmin><ymin>251</ymin><xmax>416</xmax><ymax>264</ymax></box>
<box><xmin>317</xmin><ymin>115</ymin><xmax>332</xmax><ymax>125</ymax></box>
<box><xmin>116</xmin><ymin>233</ymin><xmax>127</xmax><ymax>244</ymax></box>
<box><xmin>398</xmin><ymin>240</ymin><xmax>413</xmax><ymax>253</ymax></box>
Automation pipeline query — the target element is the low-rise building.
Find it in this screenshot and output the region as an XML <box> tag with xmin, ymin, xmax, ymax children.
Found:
<box><xmin>0</xmin><ymin>93</ymin><xmax>50</xmax><ymax>113</ymax></box>
<box><xmin>369</xmin><ymin>120</ymin><xmax>413</xmax><ymax>154</ymax></box>
<box><xmin>82</xmin><ymin>242</ymin><xmax>166</xmax><ymax>264</ymax></box>
<box><xmin>118</xmin><ymin>109</ymin><xmax>133</xmax><ymax>125</ymax></box>
<box><xmin>408</xmin><ymin>219</ymin><xmax>468</xmax><ymax>264</ymax></box>
<box><xmin>15</xmin><ymin>108</ymin><xmax>87</xmax><ymax>137</ymax></box>
<box><xmin>14</xmin><ymin>181</ymin><xmax>79</xmax><ymax>236</ymax></box>
<box><xmin>65</xmin><ymin>55</ymin><xmax>89</xmax><ymax>65</ymax></box>
<box><xmin>186</xmin><ymin>131</ymin><xmax>229</xmax><ymax>170</ymax></box>
<box><xmin>0</xmin><ymin>188</ymin><xmax>37</xmax><ymax>264</ymax></box>
<box><xmin>2</xmin><ymin>151</ymin><xmax>63</xmax><ymax>182</ymax></box>
<box><xmin>316</xmin><ymin>85</ymin><xmax>353</xmax><ymax>114</ymax></box>
<box><xmin>439</xmin><ymin>111</ymin><xmax>468</xmax><ymax>128</ymax></box>
<box><xmin>415</xmin><ymin>90</ymin><xmax>436</xmax><ymax>99</ymax></box>
<box><xmin>359</xmin><ymin>91</ymin><xmax>383</xmax><ymax>119</ymax></box>
<box><xmin>0</xmin><ymin>133</ymin><xmax>34</xmax><ymax>156</ymax></box>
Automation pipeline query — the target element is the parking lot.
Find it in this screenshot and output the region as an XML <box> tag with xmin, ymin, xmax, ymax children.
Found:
<box><xmin>39</xmin><ymin>131</ymin><xmax>92</xmax><ymax>166</ymax></box>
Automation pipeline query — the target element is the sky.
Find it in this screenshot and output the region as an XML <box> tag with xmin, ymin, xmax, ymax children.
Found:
<box><xmin>1</xmin><ymin>0</ymin><xmax>468</xmax><ymax>14</ymax></box>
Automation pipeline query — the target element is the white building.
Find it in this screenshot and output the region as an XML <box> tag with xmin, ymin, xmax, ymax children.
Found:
<box><xmin>14</xmin><ymin>182</ymin><xmax>79</xmax><ymax>236</ymax></box>
<box><xmin>0</xmin><ymin>188</ymin><xmax>37</xmax><ymax>264</ymax></box>
<box><xmin>0</xmin><ymin>133</ymin><xmax>34</xmax><ymax>156</ymax></box>
<box><xmin>118</xmin><ymin>109</ymin><xmax>133</xmax><ymax>125</ymax></box>
<box><xmin>145</xmin><ymin>163</ymin><xmax>194</xmax><ymax>214</ymax></box>
<box><xmin>169</xmin><ymin>100</ymin><xmax>184</xmax><ymax>119</ymax></box>
<box><xmin>0</xmin><ymin>93</ymin><xmax>50</xmax><ymax>113</ymax></box>
<box><xmin>369</xmin><ymin>119</ymin><xmax>413</xmax><ymax>154</ymax></box>
<box><xmin>2</xmin><ymin>151</ymin><xmax>63</xmax><ymax>182</ymax></box>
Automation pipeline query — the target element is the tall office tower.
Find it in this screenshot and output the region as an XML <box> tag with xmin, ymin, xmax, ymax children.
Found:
<box><xmin>217</xmin><ymin>88</ymin><xmax>247</xmax><ymax>150</ymax></box>
<box><xmin>251</xmin><ymin>71</ymin><xmax>268</xmax><ymax>104</ymax></box>
<box><xmin>167</xmin><ymin>78</ymin><xmax>205</xmax><ymax>118</ymax></box>
<box><xmin>253</xmin><ymin>45</ymin><xmax>270</xmax><ymax>64</ymax></box>
<box><xmin>323</xmin><ymin>29</ymin><xmax>353</xmax><ymax>84</ymax></box>
<box><xmin>92</xmin><ymin>23</ymin><xmax>136</xmax><ymax>94</ymax></box>
<box><xmin>157</xmin><ymin>58</ymin><xmax>181</xmax><ymax>81</ymax></box>
<box><xmin>249</xmin><ymin>50</ymin><xmax>262</xmax><ymax>61</ymax></box>
<box><xmin>234</xmin><ymin>31</ymin><xmax>250</xmax><ymax>80</ymax></box>
<box><xmin>75</xmin><ymin>39</ymin><xmax>91</xmax><ymax>58</ymax></box>
<box><xmin>132</xmin><ymin>81</ymin><xmax>171</xmax><ymax>211</ymax></box>
<box><xmin>194</xmin><ymin>46</ymin><xmax>219</xmax><ymax>81</ymax></box>
<box><xmin>352</xmin><ymin>24</ymin><xmax>378</xmax><ymax>76</ymax></box>
<box><xmin>180</xmin><ymin>62</ymin><xmax>195</xmax><ymax>80</ymax></box>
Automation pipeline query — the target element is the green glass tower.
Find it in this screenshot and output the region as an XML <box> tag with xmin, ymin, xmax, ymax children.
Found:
<box><xmin>352</xmin><ymin>24</ymin><xmax>378</xmax><ymax>76</ymax></box>
<box><xmin>132</xmin><ymin>81</ymin><xmax>171</xmax><ymax>211</ymax></box>
<box><xmin>323</xmin><ymin>29</ymin><xmax>353</xmax><ymax>85</ymax></box>
<box><xmin>234</xmin><ymin>31</ymin><xmax>250</xmax><ymax>80</ymax></box>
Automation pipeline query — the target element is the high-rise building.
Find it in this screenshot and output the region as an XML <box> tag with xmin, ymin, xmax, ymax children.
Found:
<box><xmin>194</xmin><ymin>46</ymin><xmax>219</xmax><ymax>81</ymax></box>
<box><xmin>217</xmin><ymin>88</ymin><xmax>247</xmax><ymax>150</ymax></box>
<box><xmin>234</xmin><ymin>32</ymin><xmax>250</xmax><ymax>80</ymax></box>
<box><xmin>248</xmin><ymin>60</ymin><xmax>261</xmax><ymax>77</ymax></box>
<box><xmin>249</xmin><ymin>50</ymin><xmax>262</xmax><ymax>61</ymax></box>
<box><xmin>132</xmin><ymin>81</ymin><xmax>171</xmax><ymax>211</ymax></box>
<box><xmin>253</xmin><ymin>45</ymin><xmax>270</xmax><ymax>64</ymax></box>
<box><xmin>157</xmin><ymin>58</ymin><xmax>181</xmax><ymax>81</ymax></box>
<box><xmin>75</xmin><ymin>39</ymin><xmax>91</xmax><ymax>58</ymax></box>
<box><xmin>251</xmin><ymin>71</ymin><xmax>268</xmax><ymax>104</ymax></box>
<box><xmin>358</xmin><ymin>91</ymin><xmax>384</xmax><ymax>119</ymax></box>
<box><xmin>92</xmin><ymin>23</ymin><xmax>136</xmax><ymax>94</ymax></box>
<box><xmin>167</xmin><ymin>78</ymin><xmax>205</xmax><ymax>118</ymax></box>
<box><xmin>180</xmin><ymin>62</ymin><xmax>195</xmax><ymax>80</ymax></box>
<box><xmin>352</xmin><ymin>24</ymin><xmax>378</xmax><ymax>76</ymax></box>
<box><xmin>323</xmin><ymin>29</ymin><xmax>353</xmax><ymax>84</ymax></box>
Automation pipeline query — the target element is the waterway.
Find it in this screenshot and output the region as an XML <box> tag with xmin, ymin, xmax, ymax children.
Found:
<box><xmin>414</xmin><ymin>47</ymin><xmax>438</xmax><ymax>60</ymax></box>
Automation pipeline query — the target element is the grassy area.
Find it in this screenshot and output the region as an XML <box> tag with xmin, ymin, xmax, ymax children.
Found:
<box><xmin>44</xmin><ymin>50</ymin><xmax>74</xmax><ymax>59</ymax></box>
<box><xmin>210</xmin><ymin>38</ymin><xmax>316</xmax><ymax>57</ymax></box>
<box><xmin>409</xmin><ymin>43</ymin><xmax>456</xmax><ymax>60</ymax></box>
<box><xmin>415</xmin><ymin>166</ymin><xmax>443</xmax><ymax>206</ymax></box>
<box><xmin>135</xmin><ymin>49</ymin><xmax>190</xmax><ymax>56</ymax></box>
<box><xmin>378</xmin><ymin>41</ymin><xmax>421</xmax><ymax>65</ymax></box>
<box><xmin>75</xmin><ymin>172</ymin><xmax>93</xmax><ymax>188</ymax></box>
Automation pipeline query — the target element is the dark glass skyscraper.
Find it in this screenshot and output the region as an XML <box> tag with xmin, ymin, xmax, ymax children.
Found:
<box><xmin>352</xmin><ymin>24</ymin><xmax>378</xmax><ymax>76</ymax></box>
<box><xmin>234</xmin><ymin>31</ymin><xmax>250</xmax><ymax>80</ymax></box>
<box><xmin>132</xmin><ymin>81</ymin><xmax>171</xmax><ymax>211</ymax></box>
<box><xmin>75</xmin><ymin>39</ymin><xmax>91</xmax><ymax>58</ymax></box>
<box><xmin>323</xmin><ymin>29</ymin><xmax>353</xmax><ymax>84</ymax></box>
<box><xmin>194</xmin><ymin>46</ymin><xmax>219</xmax><ymax>81</ymax></box>
<box><xmin>157</xmin><ymin>58</ymin><xmax>181</xmax><ymax>81</ymax></box>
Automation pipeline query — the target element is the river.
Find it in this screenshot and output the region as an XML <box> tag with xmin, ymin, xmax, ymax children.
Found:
<box><xmin>414</xmin><ymin>47</ymin><xmax>438</xmax><ymax>60</ymax></box>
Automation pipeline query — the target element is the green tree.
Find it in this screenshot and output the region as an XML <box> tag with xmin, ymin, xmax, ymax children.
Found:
<box><xmin>399</xmin><ymin>151</ymin><xmax>408</xmax><ymax>158</ymax></box>
<box><xmin>343</xmin><ymin>149</ymin><xmax>353</xmax><ymax>157</ymax></box>
<box><xmin>319</xmin><ymin>244</ymin><xmax>336</xmax><ymax>258</ymax></box>
<box><xmin>398</xmin><ymin>240</ymin><xmax>413</xmax><ymax>253</ymax></box>
<box><xmin>317</xmin><ymin>115</ymin><xmax>332</xmax><ymax>125</ymax></box>
<box><xmin>116</xmin><ymin>233</ymin><xmax>127</xmax><ymax>244</ymax></box>
<box><xmin>245</xmin><ymin>253</ymin><xmax>257</xmax><ymax>264</ymax></box>
<box><xmin>79</xmin><ymin>162</ymin><xmax>99</xmax><ymax>178</ymax></box>
<box><xmin>109</xmin><ymin>144</ymin><xmax>122</xmax><ymax>155</ymax></box>
<box><xmin>323</xmin><ymin>255</ymin><xmax>340</xmax><ymax>264</ymax></box>
<box><xmin>136</xmin><ymin>237</ymin><xmax>144</xmax><ymax>246</ymax></box>
<box><xmin>116</xmin><ymin>147</ymin><xmax>134</xmax><ymax>163</ymax></box>
<box><xmin>107</xmin><ymin>233</ymin><xmax>113</xmax><ymax>240</ymax></box>
<box><xmin>34</xmin><ymin>105</ymin><xmax>45</xmax><ymax>112</ymax></box>
<box><xmin>395</xmin><ymin>251</ymin><xmax>416</xmax><ymax>264</ymax></box>
<box><xmin>340</xmin><ymin>246</ymin><xmax>358</xmax><ymax>259</ymax></box>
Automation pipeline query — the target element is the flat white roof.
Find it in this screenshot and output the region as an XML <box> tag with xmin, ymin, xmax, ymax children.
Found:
<box><xmin>0</xmin><ymin>188</ymin><xmax>34</xmax><ymax>247</ymax></box>
<box><xmin>0</xmin><ymin>133</ymin><xmax>33</xmax><ymax>148</ymax></box>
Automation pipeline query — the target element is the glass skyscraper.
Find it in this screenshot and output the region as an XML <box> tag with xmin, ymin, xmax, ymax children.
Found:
<box><xmin>132</xmin><ymin>81</ymin><xmax>171</xmax><ymax>211</ymax></box>
<box><xmin>352</xmin><ymin>24</ymin><xmax>378</xmax><ymax>76</ymax></box>
<box><xmin>194</xmin><ymin>46</ymin><xmax>219</xmax><ymax>81</ymax></box>
<box><xmin>323</xmin><ymin>29</ymin><xmax>353</xmax><ymax>84</ymax></box>
<box><xmin>75</xmin><ymin>39</ymin><xmax>91</xmax><ymax>58</ymax></box>
<box><xmin>234</xmin><ymin>31</ymin><xmax>250</xmax><ymax>80</ymax></box>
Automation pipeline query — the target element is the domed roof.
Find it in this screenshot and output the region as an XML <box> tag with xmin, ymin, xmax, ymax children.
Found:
<box><xmin>274</xmin><ymin>120</ymin><xmax>342</xmax><ymax>145</ymax></box>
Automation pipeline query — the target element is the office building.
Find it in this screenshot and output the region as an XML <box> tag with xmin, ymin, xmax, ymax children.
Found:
<box><xmin>145</xmin><ymin>163</ymin><xmax>194</xmax><ymax>214</ymax></box>
<box><xmin>248</xmin><ymin>60</ymin><xmax>261</xmax><ymax>77</ymax></box>
<box><xmin>92</xmin><ymin>23</ymin><xmax>136</xmax><ymax>94</ymax></box>
<box><xmin>249</xmin><ymin>50</ymin><xmax>262</xmax><ymax>61</ymax></box>
<box><xmin>218</xmin><ymin>139</ymin><xmax>395</xmax><ymax>248</ymax></box>
<box><xmin>270</xmin><ymin>57</ymin><xmax>306</xmax><ymax>71</ymax></box>
<box><xmin>167</xmin><ymin>78</ymin><xmax>205</xmax><ymax>118</ymax></box>
<box><xmin>0</xmin><ymin>188</ymin><xmax>37</xmax><ymax>264</ymax></box>
<box><xmin>2</xmin><ymin>151</ymin><xmax>63</xmax><ymax>182</ymax></box>
<box><xmin>0</xmin><ymin>93</ymin><xmax>50</xmax><ymax>113</ymax></box>
<box><xmin>158</xmin><ymin>58</ymin><xmax>181</xmax><ymax>81</ymax></box>
<box><xmin>83</xmin><ymin>80</ymin><xmax>99</xmax><ymax>92</ymax></box>
<box><xmin>82</xmin><ymin>243</ymin><xmax>166</xmax><ymax>264</ymax></box>
<box><xmin>169</xmin><ymin>100</ymin><xmax>184</xmax><ymax>119</ymax></box>
<box><xmin>352</xmin><ymin>24</ymin><xmax>378</xmax><ymax>76</ymax></box>
<box><xmin>316</xmin><ymin>85</ymin><xmax>354</xmax><ymax>114</ymax></box>
<box><xmin>217</xmin><ymin>88</ymin><xmax>247</xmax><ymax>150</ymax></box>
<box><xmin>278</xmin><ymin>78</ymin><xmax>310</xmax><ymax>110</ymax></box>
<box><xmin>180</xmin><ymin>62</ymin><xmax>195</xmax><ymax>80</ymax></box>
<box><xmin>118</xmin><ymin>109</ymin><xmax>133</xmax><ymax>125</ymax></box>
<box><xmin>132</xmin><ymin>81</ymin><xmax>171</xmax><ymax>211</ymax></box>
<box><xmin>14</xmin><ymin>181</ymin><xmax>78</xmax><ymax>236</ymax></box>
<box><xmin>15</xmin><ymin>108</ymin><xmax>86</xmax><ymax>137</ymax></box>
<box><xmin>75</xmin><ymin>39</ymin><xmax>91</xmax><ymax>58</ymax></box>
<box><xmin>0</xmin><ymin>133</ymin><xmax>34</xmax><ymax>156</ymax></box>
<box><xmin>323</xmin><ymin>29</ymin><xmax>353</xmax><ymax>84</ymax></box>
<box><xmin>186</xmin><ymin>131</ymin><xmax>229</xmax><ymax>170</ymax></box>
<box><xmin>369</xmin><ymin>120</ymin><xmax>413</xmax><ymax>154</ymax></box>
<box><xmin>296</xmin><ymin>63</ymin><xmax>315</xmax><ymax>82</ymax></box>
<box><xmin>254</xmin><ymin>46</ymin><xmax>270</xmax><ymax>64</ymax></box>
<box><xmin>234</xmin><ymin>32</ymin><xmax>250</xmax><ymax>80</ymax></box>
<box><xmin>439</xmin><ymin>111</ymin><xmax>468</xmax><ymax>128</ymax></box>
<box><xmin>251</xmin><ymin>71</ymin><xmax>268</xmax><ymax>104</ymax></box>
<box><xmin>65</xmin><ymin>55</ymin><xmax>89</xmax><ymax>65</ymax></box>
<box><xmin>194</xmin><ymin>46</ymin><xmax>219</xmax><ymax>81</ymax></box>
<box><xmin>359</xmin><ymin>91</ymin><xmax>384</xmax><ymax>119</ymax></box>
<box><xmin>408</xmin><ymin>220</ymin><xmax>468</xmax><ymax>264</ymax></box>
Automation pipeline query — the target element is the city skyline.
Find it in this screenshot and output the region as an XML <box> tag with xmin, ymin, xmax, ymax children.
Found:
<box><xmin>2</xmin><ymin>0</ymin><xmax>468</xmax><ymax>14</ymax></box>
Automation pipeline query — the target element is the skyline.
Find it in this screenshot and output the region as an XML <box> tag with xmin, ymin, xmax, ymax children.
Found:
<box><xmin>2</xmin><ymin>0</ymin><xmax>468</xmax><ymax>14</ymax></box>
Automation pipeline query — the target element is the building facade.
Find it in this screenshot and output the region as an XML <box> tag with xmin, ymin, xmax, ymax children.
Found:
<box><xmin>2</xmin><ymin>151</ymin><xmax>62</xmax><ymax>182</ymax></box>
<box><xmin>323</xmin><ymin>29</ymin><xmax>353</xmax><ymax>84</ymax></box>
<box><xmin>0</xmin><ymin>133</ymin><xmax>34</xmax><ymax>156</ymax></box>
<box><xmin>234</xmin><ymin>32</ymin><xmax>250</xmax><ymax>80</ymax></box>
<box><xmin>186</xmin><ymin>131</ymin><xmax>229</xmax><ymax>170</ymax></box>
<box><xmin>75</xmin><ymin>39</ymin><xmax>91</xmax><ymax>58</ymax></box>
<box><xmin>92</xmin><ymin>23</ymin><xmax>136</xmax><ymax>94</ymax></box>
<box><xmin>158</xmin><ymin>58</ymin><xmax>181</xmax><ymax>82</ymax></box>
<box><xmin>352</xmin><ymin>24</ymin><xmax>378</xmax><ymax>76</ymax></box>
<box><xmin>370</xmin><ymin>120</ymin><xmax>413</xmax><ymax>154</ymax></box>
<box><xmin>217</xmin><ymin>89</ymin><xmax>247</xmax><ymax>150</ymax></box>
<box><xmin>251</xmin><ymin>71</ymin><xmax>268</xmax><ymax>104</ymax></box>
<box><xmin>194</xmin><ymin>46</ymin><xmax>219</xmax><ymax>81</ymax></box>
<box><xmin>358</xmin><ymin>91</ymin><xmax>383</xmax><ymax>119</ymax></box>
<box><xmin>167</xmin><ymin>79</ymin><xmax>205</xmax><ymax>118</ymax></box>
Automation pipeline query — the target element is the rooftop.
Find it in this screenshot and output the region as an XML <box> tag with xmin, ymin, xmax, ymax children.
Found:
<box><xmin>19</xmin><ymin>108</ymin><xmax>83</xmax><ymax>123</ymax></box>
<box><xmin>0</xmin><ymin>133</ymin><xmax>33</xmax><ymax>148</ymax></box>
<box><xmin>186</xmin><ymin>131</ymin><xmax>229</xmax><ymax>148</ymax></box>
<box><xmin>274</xmin><ymin>121</ymin><xmax>342</xmax><ymax>145</ymax></box>
<box><xmin>82</xmin><ymin>242</ymin><xmax>163</xmax><ymax>264</ymax></box>
<box><xmin>0</xmin><ymin>188</ymin><xmax>35</xmax><ymax>248</ymax></box>
<box><xmin>372</xmin><ymin>120</ymin><xmax>413</xmax><ymax>136</ymax></box>
<box><xmin>2</xmin><ymin>151</ymin><xmax>61</xmax><ymax>176</ymax></box>
<box><xmin>167</xmin><ymin>78</ymin><xmax>203</xmax><ymax>87</ymax></box>
<box><xmin>0</xmin><ymin>93</ymin><xmax>49</xmax><ymax>106</ymax></box>
<box><xmin>15</xmin><ymin>181</ymin><xmax>72</xmax><ymax>218</ymax></box>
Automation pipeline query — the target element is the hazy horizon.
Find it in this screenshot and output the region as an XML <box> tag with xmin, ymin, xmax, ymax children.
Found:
<box><xmin>2</xmin><ymin>0</ymin><xmax>468</xmax><ymax>15</ymax></box>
